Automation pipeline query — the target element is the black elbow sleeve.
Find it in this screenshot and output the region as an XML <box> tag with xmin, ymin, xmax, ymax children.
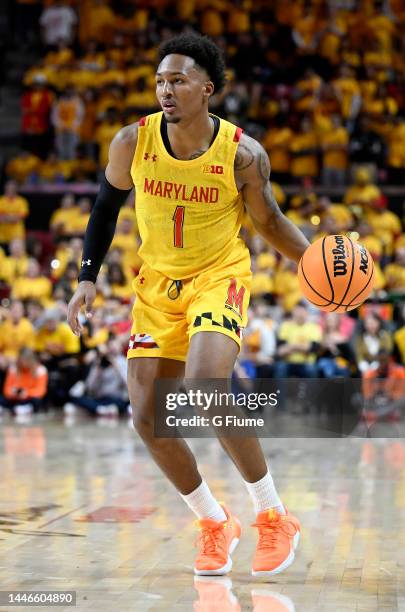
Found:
<box><xmin>78</xmin><ymin>175</ymin><xmax>132</xmax><ymax>283</ymax></box>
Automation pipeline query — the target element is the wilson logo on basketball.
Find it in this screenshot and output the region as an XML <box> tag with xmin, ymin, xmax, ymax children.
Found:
<box><xmin>332</xmin><ymin>236</ymin><xmax>348</xmax><ymax>277</ymax></box>
<box><xmin>359</xmin><ymin>245</ymin><xmax>369</xmax><ymax>275</ymax></box>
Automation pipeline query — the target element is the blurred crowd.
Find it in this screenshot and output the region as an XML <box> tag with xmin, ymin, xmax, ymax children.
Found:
<box><xmin>6</xmin><ymin>0</ymin><xmax>405</xmax><ymax>184</ymax></box>
<box><xmin>0</xmin><ymin>179</ymin><xmax>403</xmax><ymax>417</ymax></box>
<box><xmin>0</xmin><ymin>0</ymin><xmax>404</xmax><ymax>418</ymax></box>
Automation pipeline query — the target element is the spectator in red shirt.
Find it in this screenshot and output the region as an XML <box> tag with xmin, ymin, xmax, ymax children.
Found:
<box><xmin>21</xmin><ymin>75</ymin><xmax>54</xmax><ymax>158</ymax></box>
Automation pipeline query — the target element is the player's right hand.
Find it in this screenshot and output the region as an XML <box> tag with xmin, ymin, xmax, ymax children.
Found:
<box><xmin>67</xmin><ymin>281</ymin><xmax>96</xmax><ymax>336</ymax></box>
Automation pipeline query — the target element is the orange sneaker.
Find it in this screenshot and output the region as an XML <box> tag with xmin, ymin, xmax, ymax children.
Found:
<box><xmin>251</xmin><ymin>508</ymin><xmax>300</xmax><ymax>577</ymax></box>
<box><xmin>194</xmin><ymin>504</ymin><xmax>241</xmax><ymax>576</ymax></box>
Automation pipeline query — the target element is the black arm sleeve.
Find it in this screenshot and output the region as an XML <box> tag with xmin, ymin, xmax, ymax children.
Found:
<box><xmin>78</xmin><ymin>175</ymin><xmax>132</xmax><ymax>283</ymax></box>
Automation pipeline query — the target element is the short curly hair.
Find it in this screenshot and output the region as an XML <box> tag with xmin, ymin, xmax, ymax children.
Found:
<box><xmin>157</xmin><ymin>33</ymin><xmax>226</xmax><ymax>94</ymax></box>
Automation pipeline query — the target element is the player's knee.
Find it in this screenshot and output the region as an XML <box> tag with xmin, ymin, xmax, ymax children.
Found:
<box><xmin>132</xmin><ymin>409</ymin><xmax>154</xmax><ymax>440</ymax></box>
<box><xmin>185</xmin><ymin>356</ymin><xmax>236</xmax><ymax>379</ymax></box>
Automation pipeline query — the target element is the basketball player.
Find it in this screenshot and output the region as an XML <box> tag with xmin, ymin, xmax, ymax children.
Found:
<box><xmin>67</xmin><ymin>33</ymin><xmax>309</xmax><ymax>577</ymax></box>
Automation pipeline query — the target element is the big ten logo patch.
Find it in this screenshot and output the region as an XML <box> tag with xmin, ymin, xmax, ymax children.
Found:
<box><xmin>225</xmin><ymin>278</ymin><xmax>245</xmax><ymax>318</ymax></box>
<box><xmin>203</xmin><ymin>164</ymin><xmax>224</xmax><ymax>175</ymax></box>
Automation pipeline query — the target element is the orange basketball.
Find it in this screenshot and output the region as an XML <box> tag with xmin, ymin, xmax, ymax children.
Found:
<box><xmin>298</xmin><ymin>235</ymin><xmax>375</xmax><ymax>313</ymax></box>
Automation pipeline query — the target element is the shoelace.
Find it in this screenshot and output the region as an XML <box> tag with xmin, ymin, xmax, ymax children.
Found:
<box><xmin>252</xmin><ymin>517</ymin><xmax>296</xmax><ymax>550</ymax></box>
<box><xmin>197</xmin><ymin>524</ymin><xmax>225</xmax><ymax>555</ymax></box>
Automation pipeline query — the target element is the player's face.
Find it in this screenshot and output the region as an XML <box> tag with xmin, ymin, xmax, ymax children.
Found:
<box><xmin>156</xmin><ymin>54</ymin><xmax>213</xmax><ymax>123</ymax></box>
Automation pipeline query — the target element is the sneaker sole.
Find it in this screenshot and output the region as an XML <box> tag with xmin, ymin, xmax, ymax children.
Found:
<box><xmin>194</xmin><ymin>536</ymin><xmax>240</xmax><ymax>576</ymax></box>
<box><xmin>252</xmin><ymin>531</ymin><xmax>300</xmax><ymax>577</ymax></box>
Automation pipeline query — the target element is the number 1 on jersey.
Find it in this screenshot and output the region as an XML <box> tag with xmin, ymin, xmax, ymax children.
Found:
<box><xmin>173</xmin><ymin>205</ymin><xmax>185</xmax><ymax>248</ymax></box>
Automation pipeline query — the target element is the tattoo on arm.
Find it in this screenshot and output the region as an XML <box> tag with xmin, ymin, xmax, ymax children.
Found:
<box><xmin>234</xmin><ymin>144</ymin><xmax>255</xmax><ymax>170</ymax></box>
<box><xmin>258</xmin><ymin>151</ymin><xmax>270</xmax><ymax>181</ymax></box>
<box><xmin>257</xmin><ymin>150</ymin><xmax>281</xmax><ymax>217</ymax></box>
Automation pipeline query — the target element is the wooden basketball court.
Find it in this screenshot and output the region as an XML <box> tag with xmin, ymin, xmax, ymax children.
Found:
<box><xmin>0</xmin><ymin>414</ymin><xmax>404</xmax><ymax>611</ymax></box>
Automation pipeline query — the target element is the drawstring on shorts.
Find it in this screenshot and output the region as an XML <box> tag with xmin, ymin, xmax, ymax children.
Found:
<box><xmin>167</xmin><ymin>279</ymin><xmax>183</xmax><ymax>300</ymax></box>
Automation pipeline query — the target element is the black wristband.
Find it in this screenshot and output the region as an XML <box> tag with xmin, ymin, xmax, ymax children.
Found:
<box><xmin>78</xmin><ymin>175</ymin><xmax>132</xmax><ymax>283</ymax></box>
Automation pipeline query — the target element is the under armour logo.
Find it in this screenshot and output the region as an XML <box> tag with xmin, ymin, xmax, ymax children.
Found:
<box><xmin>81</xmin><ymin>259</ymin><xmax>92</xmax><ymax>267</ymax></box>
<box><xmin>144</xmin><ymin>153</ymin><xmax>157</xmax><ymax>161</ymax></box>
<box><xmin>139</xmin><ymin>276</ymin><xmax>145</xmax><ymax>284</ymax></box>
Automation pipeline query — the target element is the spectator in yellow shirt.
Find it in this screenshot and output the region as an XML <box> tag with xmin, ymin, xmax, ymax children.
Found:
<box><xmin>362</xmin><ymin>83</ymin><xmax>398</xmax><ymax>119</ymax></box>
<box><xmin>69</xmin><ymin>146</ymin><xmax>98</xmax><ymax>182</ymax></box>
<box><xmin>39</xmin><ymin>151</ymin><xmax>72</xmax><ymax>183</ymax></box>
<box><xmin>51</xmin><ymin>237</ymin><xmax>83</xmax><ymax>280</ymax></box>
<box><xmin>117</xmin><ymin>196</ymin><xmax>137</xmax><ymax>230</ymax></box>
<box><xmin>67</xmin><ymin>197</ymin><xmax>91</xmax><ymax>237</ymax></box>
<box><xmin>79</xmin><ymin>40</ymin><xmax>106</xmax><ymax>71</ymax></box>
<box><xmin>96</xmin><ymin>84</ymin><xmax>125</xmax><ymax>116</ymax></box>
<box><xmin>12</xmin><ymin>258</ymin><xmax>52</xmax><ymax>305</ymax></box>
<box><xmin>100</xmin><ymin>60</ymin><xmax>127</xmax><ymax>89</ymax></box>
<box><xmin>124</xmin><ymin>78</ymin><xmax>157</xmax><ymax>114</ymax></box>
<box><xmin>79</xmin><ymin>0</ymin><xmax>116</xmax><ymax>45</ymax></box>
<box><xmin>317</xmin><ymin>197</ymin><xmax>353</xmax><ymax>233</ymax></box>
<box><xmin>105</xmin><ymin>246</ymin><xmax>134</xmax><ymax>286</ymax></box>
<box><xmin>387</xmin><ymin>118</ymin><xmax>405</xmax><ymax>184</ymax></box>
<box><xmin>384</xmin><ymin>248</ymin><xmax>405</xmax><ymax>294</ymax></box>
<box><xmin>294</xmin><ymin>69</ymin><xmax>322</xmax><ymax>114</ymax></box>
<box><xmin>0</xmin><ymin>238</ymin><xmax>29</xmax><ymax>284</ymax></box>
<box><xmin>320</xmin><ymin>115</ymin><xmax>349</xmax><ymax>186</ymax></box>
<box><xmin>292</xmin><ymin>9</ymin><xmax>319</xmax><ymax>54</ymax></box>
<box><xmin>34</xmin><ymin>309</ymin><xmax>80</xmax><ymax>358</ymax></box>
<box><xmin>201</xmin><ymin>6</ymin><xmax>224</xmax><ymax>37</ymax></box>
<box><xmin>256</xmin><ymin>246</ymin><xmax>277</xmax><ymax>272</ymax></box>
<box><xmin>262</xmin><ymin>117</ymin><xmax>293</xmax><ymax>182</ymax></box>
<box><xmin>95</xmin><ymin>108</ymin><xmax>123</xmax><ymax>167</ymax></box>
<box><xmin>344</xmin><ymin>167</ymin><xmax>381</xmax><ymax>210</ymax></box>
<box><xmin>54</xmin><ymin>261</ymin><xmax>79</xmax><ymax>303</ymax></box>
<box><xmin>81</xmin><ymin>308</ymin><xmax>109</xmax><ymax>351</ymax></box>
<box><xmin>290</xmin><ymin>116</ymin><xmax>319</xmax><ymax>180</ymax></box>
<box><xmin>332</xmin><ymin>65</ymin><xmax>361</xmax><ymax>120</ymax></box>
<box><xmin>44</xmin><ymin>41</ymin><xmax>75</xmax><ymax>68</ymax></box>
<box><xmin>107</xmin><ymin>262</ymin><xmax>133</xmax><ymax>302</ymax></box>
<box><xmin>6</xmin><ymin>150</ymin><xmax>41</xmax><ymax>184</ymax></box>
<box><xmin>341</xmin><ymin>39</ymin><xmax>361</xmax><ymax>71</ymax></box>
<box><xmin>227</xmin><ymin>3</ymin><xmax>250</xmax><ymax>35</ymax></box>
<box><xmin>34</xmin><ymin>308</ymin><xmax>81</xmax><ymax>404</ymax></box>
<box><xmin>365</xmin><ymin>196</ymin><xmax>401</xmax><ymax>256</ymax></box>
<box><xmin>50</xmin><ymin>193</ymin><xmax>79</xmax><ymax>237</ymax></box>
<box><xmin>110</xmin><ymin>220</ymin><xmax>142</xmax><ymax>274</ymax></box>
<box><xmin>273</xmin><ymin>258</ymin><xmax>302</xmax><ymax>312</ymax></box>
<box><xmin>365</xmin><ymin>8</ymin><xmax>396</xmax><ymax>52</ymax></box>
<box><xmin>250</xmin><ymin>271</ymin><xmax>274</xmax><ymax>299</ymax></box>
<box><xmin>275</xmin><ymin>302</ymin><xmax>322</xmax><ymax>378</ymax></box>
<box><xmin>79</xmin><ymin>89</ymin><xmax>98</xmax><ymax>150</ymax></box>
<box><xmin>26</xmin><ymin>299</ymin><xmax>45</xmax><ymax>330</ymax></box>
<box><xmin>318</xmin><ymin>26</ymin><xmax>343</xmax><ymax>67</ymax></box>
<box><xmin>0</xmin><ymin>300</ymin><xmax>35</xmax><ymax>368</ymax></box>
<box><xmin>0</xmin><ymin>181</ymin><xmax>29</xmax><ymax>247</ymax></box>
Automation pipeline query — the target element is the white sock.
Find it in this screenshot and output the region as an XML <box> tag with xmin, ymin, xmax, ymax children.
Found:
<box><xmin>180</xmin><ymin>480</ymin><xmax>227</xmax><ymax>522</ymax></box>
<box><xmin>245</xmin><ymin>471</ymin><xmax>286</xmax><ymax>515</ymax></box>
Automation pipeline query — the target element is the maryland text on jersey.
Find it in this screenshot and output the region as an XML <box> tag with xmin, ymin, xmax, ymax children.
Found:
<box><xmin>144</xmin><ymin>177</ymin><xmax>219</xmax><ymax>203</ymax></box>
